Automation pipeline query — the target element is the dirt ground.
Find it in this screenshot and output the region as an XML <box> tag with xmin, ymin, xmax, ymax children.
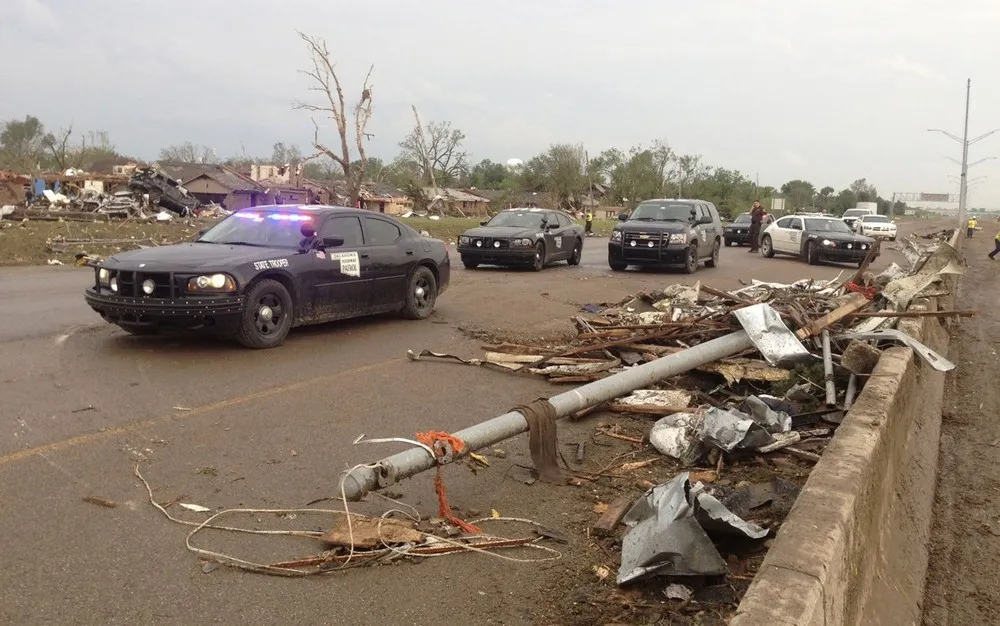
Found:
<box><xmin>922</xmin><ymin>230</ymin><xmax>1000</xmax><ymax>625</ymax></box>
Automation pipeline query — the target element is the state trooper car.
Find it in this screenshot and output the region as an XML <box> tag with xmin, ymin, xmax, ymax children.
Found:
<box><xmin>456</xmin><ymin>207</ymin><xmax>585</xmax><ymax>270</ymax></box>
<box><xmin>760</xmin><ymin>214</ymin><xmax>877</xmax><ymax>266</ymax></box>
<box><xmin>83</xmin><ymin>205</ymin><xmax>451</xmax><ymax>348</ymax></box>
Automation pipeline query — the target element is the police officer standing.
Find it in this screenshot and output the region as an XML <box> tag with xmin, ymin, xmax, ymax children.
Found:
<box><xmin>748</xmin><ymin>200</ymin><xmax>765</xmax><ymax>253</ymax></box>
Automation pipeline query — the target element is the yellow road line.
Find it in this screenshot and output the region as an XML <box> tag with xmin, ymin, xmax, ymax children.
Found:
<box><xmin>0</xmin><ymin>357</ymin><xmax>403</xmax><ymax>467</ymax></box>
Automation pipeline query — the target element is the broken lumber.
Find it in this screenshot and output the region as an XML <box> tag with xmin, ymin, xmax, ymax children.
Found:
<box><xmin>592</xmin><ymin>496</ymin><xmax>633</xmax><ymax>536</ymax></box>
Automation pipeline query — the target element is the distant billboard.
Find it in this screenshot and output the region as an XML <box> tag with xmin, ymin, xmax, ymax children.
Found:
<box><xmin>919</xmin><ymin>193</ymin><xmax>951</xmax><ymax>202</ymax></box>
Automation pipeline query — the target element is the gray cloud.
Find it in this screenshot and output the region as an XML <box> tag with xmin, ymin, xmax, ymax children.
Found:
<box><xmin>2</xmin><ymin>0</ymin><xmax>999</xmax><ymax>205</ymax></box>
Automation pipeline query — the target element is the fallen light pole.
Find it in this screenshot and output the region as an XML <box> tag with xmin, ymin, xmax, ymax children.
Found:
<box><xmin>339</xmin><ymin>329</ymin><xmax>757</xmax><ymax>501</ymax></box>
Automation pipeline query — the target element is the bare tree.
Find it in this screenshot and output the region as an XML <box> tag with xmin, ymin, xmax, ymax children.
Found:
<box><xmin>294</xmin><ymin>31</ymin><xmax>374</xmax><ymax>207</ymax></box>
<box><xmin>159</xmin><ymin>141</ymin><xmax>217</xmax><ymax>163</ymax></box>
<box><xmin>44</xmin><ymin>125</ymin><xmax>74</xmax><ymax>171</ymax></box>
<box><xmin>398</xmin><ymin>116</ymin><xmax>467</xmax><ymax>185</ymax></box>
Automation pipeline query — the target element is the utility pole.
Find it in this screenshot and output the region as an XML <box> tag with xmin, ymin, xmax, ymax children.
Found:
<box><xmin>928</xmin><ymin>78</ymin><xmax>999</xmax><ymax>229</ymax></box>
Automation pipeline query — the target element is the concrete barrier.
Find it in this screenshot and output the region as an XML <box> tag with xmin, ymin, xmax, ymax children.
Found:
<box><xmin>732</xmin><ymin>229</ymin><xmax>962</xmax><ymax>626</ymax></box>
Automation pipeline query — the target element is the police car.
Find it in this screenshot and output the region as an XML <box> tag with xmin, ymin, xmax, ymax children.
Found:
<box><xmin>83</xmin><ymin>204</ymin><xmax>451</xmax><ymax>348</ymax></box>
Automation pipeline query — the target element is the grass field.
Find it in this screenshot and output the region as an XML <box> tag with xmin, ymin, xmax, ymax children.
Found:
<box><xmin>0</xmin><ymin>215</ymin><xmax>619</xmax><ymax>267</ymax></box>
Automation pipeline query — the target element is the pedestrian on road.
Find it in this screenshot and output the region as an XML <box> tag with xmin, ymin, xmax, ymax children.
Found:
<box><xmin>967</xmin><ymin>216</ymin><xmax>977</xmax><ymax>239</ymax></box>
<box><xmin>748</xmin><ymin>200</ymin><xmax>765</xmax><ymax>253</ymax></box>
<box><xmin>989</xmin><ymin>227</ymin><xmax>1000</xmax><ymax>260</ymax></box>
<box><xmin>584</xmin><ymin>210</ymin><xmax>593</xmax><ymax>237</ymax></box>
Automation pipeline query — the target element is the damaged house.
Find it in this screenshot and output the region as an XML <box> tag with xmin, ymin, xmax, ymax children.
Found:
<box><xmin>157</xmin><ymin>162</ymin><xmax>269</xmax><ymax>211</ymax></box>
<box><xmin>422</xmin><ymin>187</ymin><xmax>491</xmax><ymax>215</ymax></box>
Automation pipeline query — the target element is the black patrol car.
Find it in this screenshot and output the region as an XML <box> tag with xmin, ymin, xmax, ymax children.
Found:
<box><xmin>456</xmin><ymin>207</ymin><xmax>585</xmax><ymax>270</ymax></box>
<box><xmin>83</xmin><ymin>204</ymin><xmax>451</xmax><ymax>348</ymax></box>
<box><xmin>608</xmin><ymin>199</ymin><xmax>723</xmax><ymax>273</ymax></box>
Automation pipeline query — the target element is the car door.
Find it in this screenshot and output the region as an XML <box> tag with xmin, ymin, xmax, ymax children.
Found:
<box><xmin>769</xmin><ymin>217</ymin><xmax>793</xmax><ymax>253</ymax></box>
<box><xmin>695</xmin><ymin>204</ymin><xmax>715</xmax><ymax>257</ymax></box>
<box><xmin>786</xmin><ymin>217</ymin><xmax>805</xmax><ymax>253</ymax></box>
<box><xmin>361</xmin><ymin>216</ymin><xmax>412</xmax><ymax>313</ymax></box>
<box><xmin>312</xmin><ymin>215</ymin><xmax>373</xmax><ymax>320</ymax></box>
<box><xmin>550</xmin><ymin>212</ymin><xmax>574</xmax><ymax>260</ymax></box>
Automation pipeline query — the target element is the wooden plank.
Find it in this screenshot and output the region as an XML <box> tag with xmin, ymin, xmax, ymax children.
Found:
<box><xmin>592</xmin><ymin>496</ymin><xmax>634</xmax><ymax>536</ymax></box>
<box><xmin>795</xmin><ymin>292</ymin><xmax>871</xmax><ymax>340</ymax></box>
<box><xmin>607</xmin><ymin>403</ymin><xmax>691</xmax><ymax>416</ymax></box>
<box><xmin>846</xmin><ymin>309</ymin><xmax>976</xmax><ymax>319</ymax></box>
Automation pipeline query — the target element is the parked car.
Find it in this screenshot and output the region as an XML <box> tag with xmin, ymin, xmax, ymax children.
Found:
<box><xmin>723</xmin><ymin>212</ymin><xmax>775</xmax><ymax>247</ymax></box>
<box><xmin>83</xmin><ymin>205</ymin><xmax>451</xmax><ymax>348</ymax></box>
<box><xmin>855</xmin><ymin>214</ymin><xmax>897</xmax><ymax>241</ymax></box>
<box><xmin>457</xmin><ymin>207</ymin><xmax>585</xmax><ymax>271</ymax></box>
<box><xmin>841</xmin><ymin>207</ymin><xmax>877</xmax><ymax>231</ymax></box>
<box><xmin>608</xmin><ymin>199</ymin><xmax>723</xmax><ymax>273</ymax></box>
<box><xmin>760</xmin><ymin>214</ymin><xmax>877</xmax><ymax>266</ymax></box>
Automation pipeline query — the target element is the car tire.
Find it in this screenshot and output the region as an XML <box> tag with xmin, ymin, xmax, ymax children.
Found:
<box><xmin>609</xmin><ymin>257</ymin><xmax>627</xmax><ymax>271</ymax></box>
<box><xmin>761</xmin><ymin>235</ymin><xmax>775</xmax><ymax>258</ymax></box>
<box><xmin>805</xmin><ymin>241</ymin><xmax>819</xmax><ymax>265</ymax></box>
<box><xmin>683</xmin><ymin>243</ymin><xmax>699</xmax><ymax>274</ymax></box>
<box><xmin>705</xmin><ymin>239</ymin><xmax>720</xmax><ymax>268</ymax></box>
<box><xmin>567</xmin><ymin>239</ymin><xmax>583</xmax><ymax>265</ymax></box>
<box><xmin>402</xmin><ymin>265</ymin><xmax>437</xmax><ymax>320</ymax></box>
<box><xmin>531</xmin><ymin>241</ymin><xmax>546</xmax><ymax>272</ymax></box>
<box><xmin>724</xmin><ymin>239</ymin><xmax>733</xmax><ymax>247</ymax></box>
<box><xmin>890</xmin><ymin>236</ymin><xmax>897</xmax><ymax>242</ymax></box>
<box><xmin>461</xmin><ymin>256</ymin><xmax>479</xmax><ymax>269</ymax></box>
<box><xmin>236</xmin><ymin>278</ymin><xmax>293</xmax><ymax>349</ymax></box>
<box><xmin>118</xmin><ymin>323</ymin><xmax>157</xmax><ymax>336</ymax></box>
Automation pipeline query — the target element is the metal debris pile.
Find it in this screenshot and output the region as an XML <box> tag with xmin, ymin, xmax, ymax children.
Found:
<box><xmin>12</xmin><ymin>166</ymin><xmax>228</xmax><ymax>221</ymax></box>
<box><xmin>406</xmin><ymin>231</ymin><xmax>965</xmax><ymax>591</ymax></box>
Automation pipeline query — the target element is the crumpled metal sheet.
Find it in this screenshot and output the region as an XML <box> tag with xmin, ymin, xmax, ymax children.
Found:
<box><xmin>741</xmin><ymin>395</ymin><xmax>793</xmax><ymax>433</ymax></box>
<box><xmin>731</xmin><ymin>303</ymin><xmax>813</xmax><ymax>367</ymax></box>
<box><xmin>836</xmin><ymin>329</ymin><xmax>955</xmax><ymax>372</ymax></box>
<box><xmin>617</xmin><ymin>473</ymin><xmax>768</xmax><ymax>584</ymax></box>
<box><xmin>881</xmin><ymin>242</ymin><xmax>965</xmax><ymax>311</ymax></box>
<box><xmin>701</xmin><ymin>407</ymin><xmax>774</xmax><ymax>452</ymax></box>
<box><xmin>649</xmin><ymin>413</ymin><xmax>704</xmax><ymax>466</ymax></box>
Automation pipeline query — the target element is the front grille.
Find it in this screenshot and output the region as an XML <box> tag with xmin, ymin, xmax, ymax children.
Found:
<box><xmin>110</xmin><ymin>270</ymin><xmax>179</xmax><ymax>298</ymax></box>
<box><xmin>470</xmin><ymin>237</ymin><xmax>510</xmax><ymax>250</ymax></box>
<box><xmin>623</xmin><ymin>231</ymin><xmax>665</xmax><ymax>248</ymax></box>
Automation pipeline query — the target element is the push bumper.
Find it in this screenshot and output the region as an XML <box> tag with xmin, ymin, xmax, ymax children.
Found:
<box><xmin>458</xmin><ymin>246</ymin><xmax>535</xmax><ymax>264</ymax></box>
<box><xmin>608</xmin><ymin>242</ymin><xmax>689</xmax><ymax>265</ymax></box>
<box><xmin>723</xmin><ymin>230</ymin><xmax>751</xmax><ymax>244</ymax></box>
<box><xmin>84</xmin><ymin>288</ymin><xmax>245</xmax><ymax>330</ymax></box>
<box><xmin>817</xmin><ymin>248</ymin><xmax>873</xmax><ymax>263</ymax></box>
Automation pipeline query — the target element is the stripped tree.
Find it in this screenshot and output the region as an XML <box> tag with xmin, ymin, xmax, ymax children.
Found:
<box><xmin>294</xmin><ymin>31</ymin><xmax>374</xmax><ymax>207</ymax></box>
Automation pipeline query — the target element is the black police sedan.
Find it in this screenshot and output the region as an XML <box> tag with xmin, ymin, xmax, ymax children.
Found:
<box><xmin>608</xmin><ymin>199</ymin><xmax>723</xmax><ymax>273</ymax></box>
<box><xmin>760</xmin><ymin>214</ymin><xmax>877</xmax><ymax>266</ymax></box>
<box><xmin>83</xmin><ymin>205</ymin><xmax>451</xmax><ymax>348</ymax></box>
<box><xmin>723</xmin><ymin>212</ymin><xmax>774</xmax><ymax>246</ymax></box>
<box><xmin>457</xmin><ymin>207</ymin><xmax>585</xmax><ymax>271</ymax></box>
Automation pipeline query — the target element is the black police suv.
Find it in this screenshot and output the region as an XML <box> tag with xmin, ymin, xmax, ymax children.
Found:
<box><xmin>83</xmin><ymin>205</ymin><xmax>451</xmax><ymax>348</ymax></box>
<box><xmin>457</xmin><ymin>207</ymin><xmax>585</xmax><ymax>271</ymax></box>
<box><xmin>608</xmin><ymin>199</ymin><xmax>723</xmax><ymax>273</ymax></box>
<box><xmin>760</xmin><ymin>214</ymin><xmax>877</xmax><ymax>266</ymax></box>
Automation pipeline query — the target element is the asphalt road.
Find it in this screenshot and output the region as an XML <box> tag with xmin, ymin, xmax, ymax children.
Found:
<box><xmin>0</xmin><ymin>220</ymin><xmax>944</xmax><ymax>624</ymax></box>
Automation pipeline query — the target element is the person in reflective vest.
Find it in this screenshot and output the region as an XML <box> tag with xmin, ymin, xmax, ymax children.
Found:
<box><xmin>967</xmin><ymin>216</ymin><xmax>977</xmax><ymax>238</ymax></box>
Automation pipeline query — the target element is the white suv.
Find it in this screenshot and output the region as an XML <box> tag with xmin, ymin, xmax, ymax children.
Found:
<box><xmin>856</xmin><ymin>214</ymin><xmax>897</xmax><ymax>241</ymax></box>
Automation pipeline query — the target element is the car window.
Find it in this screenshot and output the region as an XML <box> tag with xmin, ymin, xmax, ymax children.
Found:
<box><xmin>790</xmin><ymin>218</ymin><xmax>803</xmax><ymax>230</ymax></box>
<box><xmin>558</xmin><ymin>213</ymin><xmax>571</xmax><ymax>227</ymax></box>
<box><xmin>733</xmin><ymin>214</ymin><xmax>752</xmax><ymax>224</ymax></box>
<box><xmin>320</xmin><ymin>216</ymin><xmax>364</xmax><ymax>247</ymax></box>
<box><xmin>775</xmin><ymin>217</ymin><xmax>793</xmax><ymax>228</ymax></box>
<box><xmin>364</xmin><ymin>217</ymin><xmax>401</xmax><ymax>246</ymax></box>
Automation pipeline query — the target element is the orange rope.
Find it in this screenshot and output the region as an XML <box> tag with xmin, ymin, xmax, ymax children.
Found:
<box><xmin>845</xmin><ymin>282</ymin><xmax>878</xmax><ymax>300</ymax></box>
<box><xmin>416</xmin><ymin>431</ymin><xmax>482</xmax><ymax>534</ymax></box>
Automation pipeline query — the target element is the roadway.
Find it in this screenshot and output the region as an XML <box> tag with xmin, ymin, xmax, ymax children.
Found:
<box><xmin>0</xmin><ymin>220</ymin><xmax>941</xmax><ymax>624</ymax></box>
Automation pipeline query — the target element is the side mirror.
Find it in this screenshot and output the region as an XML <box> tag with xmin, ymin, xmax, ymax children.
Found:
<box><xmin>617</xmin><ymin>212</ymin><xmax>629</xmax><ymax>221</ymax></box>
<box><xmin>480</xmin><ymin>220</ymin><xmax>489</xmax><ymax>226</ymax></box>
<box><xmin>197</xmin><ymin>228</ymin><xmax>208</xmax><ymax>237</ymax></box>
<box><xmin>321</xmin><ymin>236</ymin><xmax>344</xmax><ymax>248</ymax></box>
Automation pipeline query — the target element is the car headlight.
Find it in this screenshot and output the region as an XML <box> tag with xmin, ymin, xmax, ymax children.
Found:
<box><xmin>98</xmin><ymin>268</ymin><xmax>110</xmax><ymax>285</ymax></box>
<box><xmin>459</xmin><ymin>236</ymin><xmax>470</xmax><ymax>245</ymax></box>
<box><xmin>109</xmin><ymin>277</ymin><xmax>118</xmax><ymax>292</ymax></box>
<box><xmin>860</xmin><ymin>244</ymin><xmax>869</xmax><ymax>250</ymax></box>
<box><xmin>668</xmin><ymin>233</ymin><xmax>687</xmax><ymax>244</ymax></box>
<box><xmin>610</xmin><ymin>230</ymin><xmax>622</xmax><ymax>242</ymax></box>
<box><xmin>186</xmin><ymin>273</ymin><xmax>236</xmax><ymax>293</ymax></box>
<box><xmin>822</xmin><ymin>239</ymin><xmax>834</xmax><ymax>246</ymax></box>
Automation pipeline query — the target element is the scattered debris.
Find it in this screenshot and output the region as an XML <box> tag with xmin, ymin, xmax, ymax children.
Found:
<box><xmin>178</xmin><ymin>503</ymin><xmax>212</xmax><ymax>513</ymax></box>
<box><xmin>82</xmin><ymin>496</ymin><xmax>117</xmax><ymax>508</ymax></box>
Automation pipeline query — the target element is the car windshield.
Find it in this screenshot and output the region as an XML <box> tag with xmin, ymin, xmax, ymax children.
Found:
<box><xmin>843</xmin><ymin>210</ymin><xmax>867</xmax><ymax>217</ymax></box>
<box><xmin>197</xmin><ymin>210</ymin><xmax>315</xmax><ymax>247</ymax></box>
<box><xmin>486</xmin><ymin>211</ymin><xmax>547</xmax><ymax>229</ymax></box>
<box><xmin>863</xmin><ymin>215</ymin><xmax>890</xmax><ymax>223</ymax></box>
<box><xmin>732</xmin><ymin>214</ymin><xmax>751</xmax><ymax>224</ymax></box>
<box><xmin>629</xmin><ymin>202</ymin><xmax>694</xmax><ymax>221</ymax></box>
<box><xmin>805</xmin><ymin>218</ymin><xmax>853</xmax><ymax>233</ymax></box>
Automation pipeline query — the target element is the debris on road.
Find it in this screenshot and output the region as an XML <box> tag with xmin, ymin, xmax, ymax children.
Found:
<box><xmin>82</xmin><ymin>496</ymin><xmax>117</xmax><ymax>508</ymax></box>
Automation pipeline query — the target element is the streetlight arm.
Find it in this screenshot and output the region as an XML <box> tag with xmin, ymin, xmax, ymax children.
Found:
<box><xmin>969</xmin><ymin>128</ymin><xmax>1000</xmax><ymax>145</ymax></box>
<box><xmin>967</xmin><ymin>156</ymin><xmax>997</xmax><ymax>168</ymax></box>
<box><xmin>927</xmin><ymin>128</ymin><xmax>965</xmax><ymax>143</ymax></box>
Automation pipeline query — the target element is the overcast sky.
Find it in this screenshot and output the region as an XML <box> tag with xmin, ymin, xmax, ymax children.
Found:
<box><xmin>3</xmin><ymin>0</ymin><xmax>1000</xmax><ymax>206</ymax></box>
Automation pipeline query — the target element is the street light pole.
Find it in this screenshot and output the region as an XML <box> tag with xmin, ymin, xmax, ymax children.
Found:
<box><xmin>927</xmin><ymin>78</ymin><xmax>1000</xmax><ymax>229</ymax></box>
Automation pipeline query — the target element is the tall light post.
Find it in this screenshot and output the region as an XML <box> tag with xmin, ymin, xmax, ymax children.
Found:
<box><xmin>928</xmin><ymin>78</ymin><xmax>1000</xmax><ymax>228</ymax></box>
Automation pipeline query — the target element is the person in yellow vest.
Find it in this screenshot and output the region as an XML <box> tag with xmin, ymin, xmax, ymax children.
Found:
<box><xmin>585</xmin><ymin>210</ymin><xmax>594</xmax><ymax>236</ymax></box>
<box><xmin>989</xmin><ymin>228</ymin><xmax>1000</xmax><ymax>260</ymax></box>
<box><xmin>967</xmin><ymin>216</ymin><xmax>977</xmax><ymax>238</ymax></box>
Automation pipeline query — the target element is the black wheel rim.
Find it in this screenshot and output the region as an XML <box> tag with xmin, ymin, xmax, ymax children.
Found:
<box><xmin>535</xmin><ymin>244</ymin><xmax>544</xmax><ymax>268</ymax></box>
<box><xmin>712</xmin><ymin>242</ymin><xmax>719</xmax><ymax>263</ymax></box>
<box><xmin>573</xmin><ymin>243</ymin><xmax>581</xmax><ymax>262</ymax></box>
<box><xmin>414</xmin><ymin>275</ymin><xmax>432</xmax><ymax>310</ymax></box>
<box><xmin>688</xmin><ymin>247</ymin><xmax>696</xmax><ymax>269</ymax></box>
<box><xmin>254</xmin><ymin>293</ymin><xmax>285</xmax><ymax>336</ymax></box>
